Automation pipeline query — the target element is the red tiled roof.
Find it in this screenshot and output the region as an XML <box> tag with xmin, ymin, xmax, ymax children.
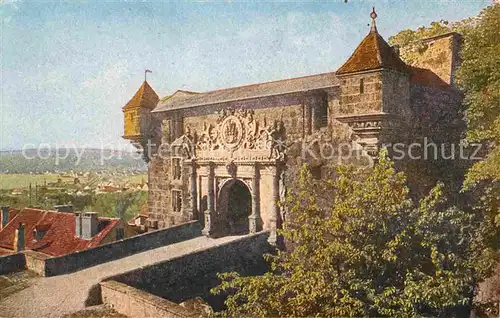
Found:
<box><xmin>122</xmin><ymin>81</ymin><xmax>159</xmax><ymax>111</ymax></box>
<box><xmin>0</xmin><ymin>248</ymin><xmax>12</xmax><ymax>256</ymax></box>
<box><xmin>337</xmin><ymin>30</ymin><xmax>408</xmax><ymax>75</ymax></box>
<box><xmin>0</xmin><ymin>208</ymin><xmax>120</xmax><ymax>257</ymax></box>
<box><xmin>410</xmin><ymin>66</ymin><xmax>451</xmax><ymax>89</ymax></box>
<box><xmin>3</xmin><ymin>208</ymin><xmax>21</xmax><ymax>225</ymax></box>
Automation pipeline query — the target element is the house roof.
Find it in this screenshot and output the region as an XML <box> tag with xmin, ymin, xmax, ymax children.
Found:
<box><xmin>3</xmin><ymin>208</ymin><xmax>21</xmax><ymax>225</ymax></box>
<box><xmin>336</xmin><ymin>25</ymin><xmax>408</xmax><ymax>75</ymax></box>
<box><xmin>152</xmin><ymin>72</ymin><xmax>339</xmax><ymax>113</ymax></box>
<box><xmin>0</xmin><ymin>208</ymin><xmax>120</xmax><ymax>257</ymax></box>
<box><xmin>122</xmin><ymin>81</ymin><xmax>160</xmax><ymax>111</ymax></box>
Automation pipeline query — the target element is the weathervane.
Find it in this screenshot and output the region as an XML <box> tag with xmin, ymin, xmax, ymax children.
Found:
<box><xmin>145</xmin><ymin>69</ymin><xmax>152</xmax><ymax>82</ymax></box>
<box><xmin>370</xmin><ymin>7</ymin><xmax>378</xmax><ymax>33</ymax></box>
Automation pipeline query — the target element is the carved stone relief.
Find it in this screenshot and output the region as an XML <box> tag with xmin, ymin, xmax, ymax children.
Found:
<box><xmin>195</xmin><ymin>108</ymin><xmax>286</xmax><ymax>161</ymax></box>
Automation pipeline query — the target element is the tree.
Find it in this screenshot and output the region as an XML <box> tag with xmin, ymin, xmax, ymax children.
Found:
<box><xmin>212</xmin><ymin>151</ymin><xmax>489</xmax><ymax>317</ymax></box>
<box><xmin>457</xmin><ymin>4</ymin><xmax>500</xmax><ymax>226</ymax></box>
<box><xmin>84</xmin><ymin>191</ymin><xmax>147</xmax><ymax>220</ymax></box>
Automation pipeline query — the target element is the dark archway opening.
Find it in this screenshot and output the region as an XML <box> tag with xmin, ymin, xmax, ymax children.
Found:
<box><xmin>219</xmin><ymin>180</ymin><xmax>251</xmax><ymax>235</ymax></box>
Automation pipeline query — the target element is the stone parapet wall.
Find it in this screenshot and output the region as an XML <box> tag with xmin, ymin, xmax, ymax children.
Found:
<box><xmin>0</xmin><ymin>253</ymin><xmax>25</xmax><ymax>275</ymax></box>
<box><xmin>101</xmin><ymin>280</ymin><xmax>198</xmax><ymax>318</ymax></box>
<box><xmin>106</xmin><ymin>232</ymin><xmax>273</xmax><ymax>311</ymax></box>
<box><xmin>44</xmin><ymin>221</ymin><xmax>202</xmax><ymax>276</ymax></box>
<box><xmin>0</xmin><ymin>221</ymin><xmax>202</xmax><ymax>277</ymax></box>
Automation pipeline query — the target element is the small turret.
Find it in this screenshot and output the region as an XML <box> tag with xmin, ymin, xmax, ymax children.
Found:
<box><xmin>335</xmin><ymin>8</ymin><xmax>411</xmax><ymax>154</ymax></box>
<box><xmin>122</xmin><ymin>73</ymin><xmax>160</xmax><ymax>161</ymax></box>
<box><xmin>122</xmin><ymin>80</ymin><xmax>159</xmax><ymax>141</ymax></box>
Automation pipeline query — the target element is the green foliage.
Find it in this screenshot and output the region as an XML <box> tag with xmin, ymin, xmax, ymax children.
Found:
<box><xmin>456</xmin><ymin>5</ymin><xmax>500</xmax><ymax>233</ymax></box>
<box><xmin>458</xmin><ymin>4</ymin><xmax>500</xmax><ymax>180</ymax></box>
<box><xmin>212</xmin><ymin>151</ymin><xmax>489</xmax><ymax>317</ymax></box>
<box><xmin>0</xmin><ymin>174</ymin><xmax>60</xmax><ymax>190</ymax></box>
<box><xmin>84</xmin><ymin>191</ymin><xmax>147</xmax><ymax>221</ymax></box>
<box><xmin>0</xmin><ymin>190</ymin><xmax>31</xmax><ymax>209</ymax></box>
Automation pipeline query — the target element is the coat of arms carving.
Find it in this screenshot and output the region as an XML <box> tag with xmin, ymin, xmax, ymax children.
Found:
<box><xmin>170</xmin><ymin>108</ymin><xmax>286</xmax><ymax>161</ymax></box>
<box><xmin>221</xmin><ymin>116</ymin><xmax>243</xmax><ymax>150</ymax></box>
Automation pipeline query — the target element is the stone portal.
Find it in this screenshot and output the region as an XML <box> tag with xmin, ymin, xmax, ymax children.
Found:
<box><xmin>218</xmin><ymin>179</ymin><xmax>251</xmax><ymax>235</ymax></box>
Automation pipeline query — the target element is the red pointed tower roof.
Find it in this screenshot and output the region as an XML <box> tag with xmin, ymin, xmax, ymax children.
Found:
<box><xmin>122</xmin><ymin>81</ymin><xmax>159</xmax><ymax>111</ymax></box>
<box><xmin>337</xmin><ymin>8</ymin><xmax>408</xmax><ymax>75</ymax></box>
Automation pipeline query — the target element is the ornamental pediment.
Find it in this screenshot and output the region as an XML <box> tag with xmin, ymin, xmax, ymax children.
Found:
<box><xmin>172</xmin><ymin>108</ymin><xmax>286</xmax><ymax>161</ymax></box>
<box><xmin>197</xmin><ymin>108</ymin><xmax>285</xmax><ymax>161</ymax></box>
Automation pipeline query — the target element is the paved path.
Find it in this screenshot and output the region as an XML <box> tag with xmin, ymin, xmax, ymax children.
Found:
<box><xmin>0</xmin><ymin>235</ymin><xmax>241</xmax><ymax>318</ymax></box>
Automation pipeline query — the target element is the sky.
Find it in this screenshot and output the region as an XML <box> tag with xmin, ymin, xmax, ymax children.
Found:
<box><xmin>0</xmin><ymin>0</ymin><xmax>491</xmax><ymax>150</ymax></box>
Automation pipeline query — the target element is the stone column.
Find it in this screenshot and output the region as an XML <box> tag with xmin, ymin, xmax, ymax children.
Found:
<box><xmin>268</xmin><ymin>165</ymin><xmax>280</xmax><ymax>245</ymax></box>
<box><xmin>248</xmin><ymin>164</ymin><xmax>262</xmax><ymax>234</ymax></box>
<box><xmin>190</xmin><ymin>159</ymin><xmax>198</xmax><ymax>220</ymax></box>
<box><xmin>202</xmin><ymin>162</ymin><xmax>215</xmax><ymax>237</ymax></box>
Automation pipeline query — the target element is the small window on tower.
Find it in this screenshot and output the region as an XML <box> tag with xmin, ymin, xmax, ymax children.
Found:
<box><xmin>360</xmin><ymin>78</ymin><xmax>365</xmax><ymax>94</ymax></box>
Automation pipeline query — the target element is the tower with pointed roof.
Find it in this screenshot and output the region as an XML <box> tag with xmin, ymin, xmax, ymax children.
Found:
<box><xmin>122</xmin><ymin>80</ymin><xmax>160</xmax><ymax>156</ymax></box>
<box><xmin>335</xmin><ymin>8</ymin><xmax>412</xmax><ymax>153</ymax></box>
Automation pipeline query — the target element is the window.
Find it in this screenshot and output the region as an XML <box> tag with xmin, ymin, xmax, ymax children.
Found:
<box><xmin>33</xmin><ymin>229</ymin><xmax>47</xmax><ymax>241</ymax></box>
<box><xmin>360</xmin><ymin>78</ymin><xmax>365</xmax><ymax>94</ymax></box>
<box><xmin>172</xmin><ymin>190</ymin><xmax>182</xmax><ymax>212</ymax></box>
<box><xmin>314</xmin><ymin>94</ymin><xmax>328</xmax><ymax>129</ymax></box>
<box><xmin>172</xmin><ymin>158</ymin><xmax>182</xmax><ymax>180</ymax></box>
<box><xmin>116</xmin><ymin>228</ymin><xmax>124</xmax><ymax>240</ymax></box>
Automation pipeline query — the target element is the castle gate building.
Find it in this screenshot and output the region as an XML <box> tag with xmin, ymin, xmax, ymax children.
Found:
<box><xmin>122</xmin><ymin>11</ymin><xmax>463</xmax><ymax>244</ymax></box>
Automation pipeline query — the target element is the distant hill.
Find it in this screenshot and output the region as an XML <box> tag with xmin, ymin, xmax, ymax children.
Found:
<box><xmin>0</xmin><ymin>148</ymin><xmax>147</xmax><ymax>173</ymax></box>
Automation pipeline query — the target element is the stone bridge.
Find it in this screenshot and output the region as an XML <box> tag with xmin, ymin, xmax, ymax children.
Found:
<box><xmin>0</xmin><ymin>234</ymin><xmax>251</xmax><ymax>317</ymax></box>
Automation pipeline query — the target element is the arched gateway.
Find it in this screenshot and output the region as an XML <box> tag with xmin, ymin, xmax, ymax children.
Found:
<box><xmin>218</xmin><ymin>179</ymin><xmax>252</xmax><ymax>235</ymax></box>
<box><xmin>169</xmin><ymin>108</ymin><xmax>286</xmax><ymax>244</ymax></box>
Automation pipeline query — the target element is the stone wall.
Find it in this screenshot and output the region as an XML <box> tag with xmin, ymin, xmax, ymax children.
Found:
<box><xmin>0</xmin><ymin>253</ymin><xmax>25</xmax><ymax>275</ymax></box>
<box><xmin>24</xmin><ymin>251</ymin><xmax>50</xmax><ymax>276</ymax></box>
<box><xmin>101</xmin><ymin>280</ymin><xmax>199</xmax><ymax>318</ymax></box>
<box><xmin>401</xmin><ymin>82</ymin><xmax>464</xmax><ymax>197</ymax></box>
<box><xmin>106</xmin><ymin>232</ymin><xmax>273</xmax><ymax>311</ymax></box>
<box><xmin>338</xmin><ymin>72</ymin><xmax>383</xmax><ymax>115</ymax></box>
<box><xmin>382</xmin><ymin>70</ymin><xmax>411</xmax><ymax>122</ymax></box>
<box><xmin>11</xmin><ymin>221</ymin><xmax>202</xmax><ymax>277</ymax></box>
<box><xmin>44</xmin><ymin>221</ymin><xmax>202</xmax><ymax>276</ymax></box>
<box><xmin>401</xmin><ymin>32</ymin><xmax>462</xmax><ymax>86</ymax></box>
<box><xmin>409</xmin><ymin>83</ymin><xmax>462</xmax><ymax>138</ymax></box>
